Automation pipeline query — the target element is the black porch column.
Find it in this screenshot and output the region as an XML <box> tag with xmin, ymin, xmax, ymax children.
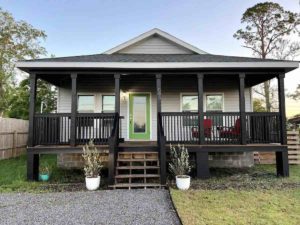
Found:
<box><xmin>197</xmin><ymin>73</ymin><xmax>204</xmax><ymax>144</ymax></box>
<box><xmin>70</xmin><ymin>73</ymin><xmax>77</xmax><ymax>147</ymax></box>
<box><xmin>114</xmin><ymin>73</ymin><xmax>121</xmax><ymax>114</ymax></box>
<box><xmin>196</xmin><ymin>151</ymin><xmax>210</xmax><ymax>179</ymax></box>
<box><xmin>239</xmin><ymin>73</ymin><xmax>247</xmax><ymax>145</ymax></box>
<box><xmin>156</xmin><ymin>74</ymin><xmax>162</xmax><ymax>136</ymax></box>
<box><xmin>276</xmin><ymin>73</ymin><xmax>289</xmax><ymax>177</ymax></box>
<box><xmin>28</xmin><ymin>73</ymin><xmax>37</xmax><ymax>147</ymax></box>
<box><xmin>27</xmin><ymin>73</ymin><xmax>39</xmax><ymax>181</ymax></box>
<box><xmin>108</xmin><ymin>73</ymin><xmax>121</xmax><ymax>185</ymax></box>
<box><xmin>196</xmin><ymin>73</ymin><xmax>210</xmax><ymax>179</ymax></box>
<box><xmin>156</xmin><ymin>74</ymin><xmax>166</xmax><ymax>184</ymax></box>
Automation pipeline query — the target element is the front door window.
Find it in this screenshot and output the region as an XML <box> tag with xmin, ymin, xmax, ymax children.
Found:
<box><xmin>129</xmin><ymin>93</ymin><xmax>150</xmax><ymax>139</ymax></box>
<box><xmin>133</xmin><ymin>96</ymin><xmax>147</xmax><ymax>133</ymax></box>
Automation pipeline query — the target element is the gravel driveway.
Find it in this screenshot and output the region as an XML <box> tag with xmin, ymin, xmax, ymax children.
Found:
<box><xmin>0</xmin><ymin>189</ymin><xmax>180</xmax><ymax>225</ymax></box>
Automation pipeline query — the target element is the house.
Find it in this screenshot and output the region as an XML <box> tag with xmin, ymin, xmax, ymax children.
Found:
<box><xmin>17</xmin><ymin>28</ymin><xmax>299</xmax><ymax>188</ymax></box>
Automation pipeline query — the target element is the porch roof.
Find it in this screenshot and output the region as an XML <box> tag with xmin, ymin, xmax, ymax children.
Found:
<box><xmin>17</xmin><ymin>54</ymin><xmax>298</xmax><ymax>72</ymax></box>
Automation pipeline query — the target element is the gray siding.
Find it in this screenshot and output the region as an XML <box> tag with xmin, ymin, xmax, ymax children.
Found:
<box><xmin>57</xmin><ymin>75</ymin><xmax>252</xmax><ymax>141</ymax></box>
<box><xmin>117</xmin><ymin>36</ymin><xmax>194</xmax><ymax>54</ymax></box>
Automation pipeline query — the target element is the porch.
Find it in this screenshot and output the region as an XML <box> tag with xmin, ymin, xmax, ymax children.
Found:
<box><xmin>26</xmin><ymin>70</ymin><xmax>289</xmax><ymax>185</ymax></box>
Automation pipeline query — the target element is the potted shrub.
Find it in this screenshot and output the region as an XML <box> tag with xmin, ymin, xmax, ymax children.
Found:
<box><xmin>39</xmin><ymin>165</ymin><xmax>50</xmax><ymax>181</ymax></box>
<box><xmin>82</xmin><ymin>141</ymin><xmax>103</xmax><ymax>191</ymax></box>
<box><xmin>169</xmin><ymin>144</ymin><xmax>191</xmax><ymax>190</ymax></box>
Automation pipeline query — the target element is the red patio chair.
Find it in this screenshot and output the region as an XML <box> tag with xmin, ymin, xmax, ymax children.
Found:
<box><xmin>191</xmin><ymin>119</ymin><xmax>212</xmax><ymax>138</ymax></box>
<box><xmin>219</xmin><ymin>118</ymin><xmax>240</xmax><ymax>139</ymax></box>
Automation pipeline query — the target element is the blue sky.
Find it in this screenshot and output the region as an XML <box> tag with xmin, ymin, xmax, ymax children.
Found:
<box><xmin>1</xmin><ymin>0</ymin><xmax>299</xmax><ymax>115</ymax></box>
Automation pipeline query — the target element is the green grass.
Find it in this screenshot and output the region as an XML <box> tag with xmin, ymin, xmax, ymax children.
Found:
<box><xmin>0</xmin><ymin>154</ymin><xmax>83</xmax><ymax>193</ymax></box>
<box><xmin>171</xmin><ymin>165</ymin><xmax>300</xmax><ymax>225</ymax></box>
<box><xmin>171</xmin><ymin>189</ymin><xmax>300</xmax><ymax>225</ymax></box>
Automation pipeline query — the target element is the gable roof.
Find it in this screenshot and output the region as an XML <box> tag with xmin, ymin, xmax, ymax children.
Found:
<box><xmin>16</xmin><ymin>28</ymin><xmax>299</xmax><ymax>72</ymax></box>
<box><xmin>103</xmin><ymin>28</ymin><xmax>207</xmax><ymax>54</ymax></box>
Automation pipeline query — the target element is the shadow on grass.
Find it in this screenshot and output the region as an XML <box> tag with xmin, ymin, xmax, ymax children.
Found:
<box><xmin>168</xmin><ymin>165</ymin><xmax>300</xmax><ymax>190</ymax></box>
<box><xmin>0</xmin><ymin>154</ymin><xmax>108</xmax><ymax>193</ymax></box>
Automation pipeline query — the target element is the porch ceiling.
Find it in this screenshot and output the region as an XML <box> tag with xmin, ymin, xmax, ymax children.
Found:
<box><xmin>38</xmin><ymin>70</ymin><xmax>279</xmax><ymax>88</ymax></box>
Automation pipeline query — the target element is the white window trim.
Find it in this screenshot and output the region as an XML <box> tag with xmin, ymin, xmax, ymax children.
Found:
<box><xmin>100</xmin><ymin>93</ymin><xmax>115</xmax><ymax>113</ymax></box>
<box><xmin>205</xmin><ymin>93</ymin><xmax>224</xmax><ymax>112</ymax></box>
<box><xmin>180</xmin><ymin>92</ymin><xmax>225</xmax><ymax>112</ymax></box>
<box><xmin>77</xmin><ymin>93</ymin><xmax>96</xmax><ymax>113</ymax></box>
<box><xmin>180</xmin><ymin>92</ymin><xmax>198</xmax><ymax>112</ymax></box>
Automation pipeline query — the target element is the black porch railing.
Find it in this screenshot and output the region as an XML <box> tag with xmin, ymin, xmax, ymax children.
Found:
<box><xmin>160</xmin><ymin>112</ymin><xmax>198</xmax><ymax>144</ymax></box>
<box><xmin>160</xmin><ymin>112</ymin><xmax>281</xmax><ymax>145</ymax></box>
<box><xmin>76</xmin><ymin>113</ymin><xmax>115</xmax><ymax>145</ymax></box>
<box><xmin>33</xmin><ymin>113</ymin><xmax>117</xmax><ymax>146</ymax></box>
<box><xmin>246</xmin><ymin>112</ymin><xmax>281</xmax><ymax>144</ymax></box>
<box><xmin>34</xmin><ymin>113</ymin><xmax>71</xmax><ymax>145</ymax></box>
<box><xmin>204</xmin><ymin>112</ymin><xmax>241</xmax><ymax>144</ymax></box>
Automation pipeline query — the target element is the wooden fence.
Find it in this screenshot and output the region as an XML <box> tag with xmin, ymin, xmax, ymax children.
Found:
<box><xmin>254</xmin><ymin>131</ymin><xmax>300</xmax><ymax>165</ymax></box>
<box><xmin>0</xmin><ymin>118</ymin><xmax>28</xmax><ymax>160</ymax></box>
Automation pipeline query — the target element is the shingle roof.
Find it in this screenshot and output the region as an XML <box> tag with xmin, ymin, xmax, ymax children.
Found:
<box><xmin>22</xmin><ymin>54</ymin><xmax>291</xmax><ymax>63</ymax></box>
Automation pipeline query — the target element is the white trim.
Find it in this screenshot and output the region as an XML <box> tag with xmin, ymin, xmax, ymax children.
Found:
<box><xmin>16</xmin><ymin>61</ymin><xmax>299</xmax><ymax>69</ymax></box>
<box><xmin>100</xmin><ymin>93</ymin><xmax>115</xmax><ymax>112</ymax></box>
<box><xmin>249</xmin><ymin>88</ymin><xmax>253</xmax><ymax>112</ymax></box>
<box><xmin>180</xmin><ymin>92</ymin><xmax>198</xmax><ymax>112</ymax></box>
<box><xmin>103</xmin><ymin>28</ymin><xmax>207</xmax><ymax>54</ymax></box>
<box><xmin>205</xmin><ymin>93</ymin><xmax>224</xmax><ymax>112</ymax></box>
<box><xmin>179</xmin><ymin>92</ymin><xmax>225</xmax><ymax>112</ymax></box>
<box><xmin>77</xmin><ymin>94</ymin><xmax>96</xmax><ymax>113</ymax></box>
<box><xmin>127</xmin><ymin>92</ymin><xmax>152</xmax><ymax>141</ymax></box>
<box><xmin>57</xmin><ymin>88</ymin><xmax>61</xmax><ymax>113</ymax></box>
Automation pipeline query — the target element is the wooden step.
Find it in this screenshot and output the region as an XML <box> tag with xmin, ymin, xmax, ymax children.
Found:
<box><xmin>117</xmin><ymin>158</ymin><xmax>158</xmax><ymax>162</ymax></box>
<box><xmin>116</xmin><ymin>166</ymin><xmax>160</xmax><ymax>170</ymax></box>
<box><xmin>109</xmin><ymin>183</ymin><xmax>163</xmax><ymax>189</ymax></box>
<box><xmin>118</xmin><ymin>146</ymin><xmax>158</xmax><ymax>152</ymax></box>
<box><xmin>115</xmin><ymin>174</ymin><xmax>160</xmax><ymax>179</ymax></box>
<box><xmin>118</xmin><ymin>151</ymin><xmax>158</xmax><ymax>155</ymax></box>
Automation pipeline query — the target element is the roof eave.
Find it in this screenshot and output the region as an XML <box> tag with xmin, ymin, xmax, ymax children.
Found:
<box><xmin>16</xmin><ymin>61</ymin><xmax>299</xmax><ymax>73</ymax></box>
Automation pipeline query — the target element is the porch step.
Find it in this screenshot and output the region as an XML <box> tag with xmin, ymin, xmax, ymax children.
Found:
<box><xmin>116</xmin><ymin>166</ymin><xmax>160</xmax><ymax>170</ymax></box>
<box><xmin>112</xmin><ymin>151</ymin><xmax>161</xmax><ymax>189</ymax></box>
<box><xmin>117</xmin><ymin>158</ymin><xmax>158</xmax><ymax>162</ymax></box>
<box><xmin>118</xmin><ymin>141</ymin><xmax>158</xmax><ymax>152</ymax></box>
<box><xmin>118</xmin><ymin>151</ymin><xmax>158</xmax><ymax>155</ymax></box>
<box><xmin>118</xmin><ymin>146</ymin><xmax>158</xmax><ymax>152</ymax></box>
<box><xmin>110</xmin><ymin>183</ymin><xmax>163</xmax><ymax>189</ymax></box>
<box><xmin>115</xmin><ymin>174</ymin><xmax>160</xmax><ymax>179</ymax></box>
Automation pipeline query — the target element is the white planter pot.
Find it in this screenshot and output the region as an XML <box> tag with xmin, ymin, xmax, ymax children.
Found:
<box><xmin>85</xmin><ymin>176</ymin><xmax>100</xmax><ymax>191</ymax></box>
<box><xmin>176</xmin><ymin>175</ymin><xmax>191</xmax><ymax>190</ymax></box>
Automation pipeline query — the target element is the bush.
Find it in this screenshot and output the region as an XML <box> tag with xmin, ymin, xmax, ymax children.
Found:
<box><xmin>82</xmin><ymin>141</ymin><xmax>103</xmax><ymax>178</ymax></box>
<box><xmin>169</xmin><ymin>144</ymin><xmax>191</xmax><ymax>176</ymax></box>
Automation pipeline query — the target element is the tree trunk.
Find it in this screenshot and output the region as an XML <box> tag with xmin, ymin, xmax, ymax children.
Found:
<box><xmin>264</xmin><ymin>81</ymin><xmax>271</xmax><ymax>112</ymax></box>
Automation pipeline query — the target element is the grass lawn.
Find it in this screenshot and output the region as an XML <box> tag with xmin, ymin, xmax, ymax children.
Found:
<box><xmin>0</xmin><ymin>154</ymin><xmax>84</xmax><ymax>193</ymax></box>
<box><xmin>171</xmin><ymin>165</ymin><xmax>300</xmax><ymax>225</ymax></box>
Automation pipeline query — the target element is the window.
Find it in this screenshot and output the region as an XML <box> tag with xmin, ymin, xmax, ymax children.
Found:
<box><xmin>206</xmin><ymin>94</ymin><xmax>223</xmax><ymax>126</ymax></box>
<box><xmin>206</xmin><ymin>94</ymin><xmax>223</xmax><ymax>112</ymax></box>
<box><xmin>182</xmin><ymin>95</ymin><xmax>198</xmax><ymax>112</ymax></box>
<box><xmin>102</xmin><ymin>95</ymin><xmax>115</xmax><ymax>112</ymax></box>
<box><xmin>182</xmin><ymin>95</ymin><xmax>198</xmax><ymax>126</ymax></box>
<box><xmin>78</xmin><ymin>95</ymin><xmax>95</xmax><ymax>113</ymax></box>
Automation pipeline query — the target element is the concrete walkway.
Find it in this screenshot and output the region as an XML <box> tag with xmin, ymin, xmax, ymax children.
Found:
<box><xmin>0</xmin><ymin>189</ymin><xmax>181</xmax><ymax>225</ymax></box>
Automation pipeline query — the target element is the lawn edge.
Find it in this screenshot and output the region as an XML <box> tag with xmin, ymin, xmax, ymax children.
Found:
<box><xmin>167</xmin><ymin>188</ymin><xmax>184</xmax><ymax>225</ymax></box>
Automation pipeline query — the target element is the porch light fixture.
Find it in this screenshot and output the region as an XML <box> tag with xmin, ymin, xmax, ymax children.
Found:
<box><xmin>121</xmin><ymin>91</ymin><xmax>128</xmax><ymax>101</ymax></box>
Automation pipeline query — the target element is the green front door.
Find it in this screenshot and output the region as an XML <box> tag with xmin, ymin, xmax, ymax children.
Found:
<box><xmin>129</xmin><ymin>93</ymin><xmax>151</xmax><ymax>140</ymax></box>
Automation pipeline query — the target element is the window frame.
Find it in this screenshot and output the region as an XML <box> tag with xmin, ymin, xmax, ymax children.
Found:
<box><xmin>180</xmin><ymin>93</ymin><xmax>198</xmax><ymax>112</ymax></box>
<box><xmin>102</xmin><ymin>94</ymin><xmax>115</xmax><ymax>113</ymax></box>
<box><xmin>77</xmin><ymin>94</ymin><xmax>95</xmax><ymax>113</ymax></box>
<box><xmin>205</xmin><ymin>93</ymin><xmax>224</xmax><ymax>112</ymax></box>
